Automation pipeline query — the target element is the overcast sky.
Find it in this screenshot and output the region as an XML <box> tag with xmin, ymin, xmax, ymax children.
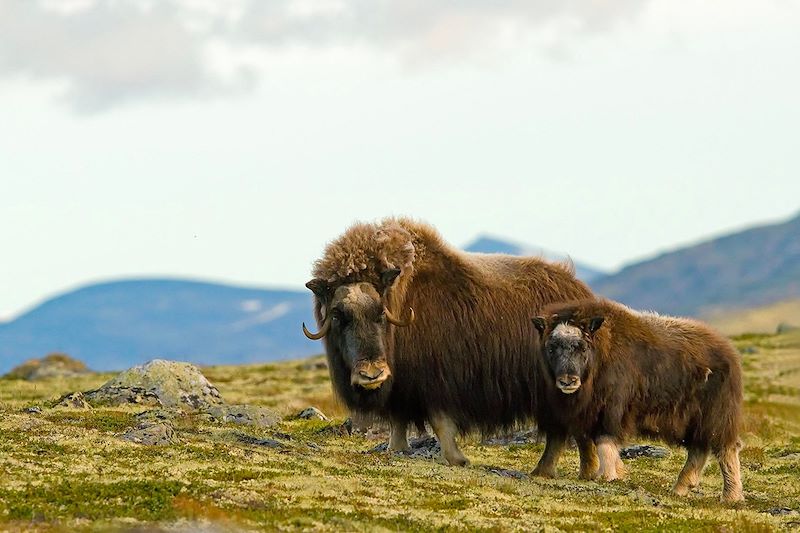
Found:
<box><xmin>1</xmin><ymin>0</ymin><xmax>799</xmax><ymax>320</ymax></box>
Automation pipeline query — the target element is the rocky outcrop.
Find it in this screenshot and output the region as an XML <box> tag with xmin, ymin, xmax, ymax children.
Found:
<box><xmin>84</xmin><ymin>359</ymin><xmax>223</xmax><ymax>410</ymax></box>
<box><xmin>6</xmin><ymin>353</ymin><xmax>91</xmax><ymax>380</ymax></box>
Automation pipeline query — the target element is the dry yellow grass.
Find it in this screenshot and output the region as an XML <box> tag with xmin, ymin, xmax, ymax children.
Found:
<box><xmin>0</xmin><ymin>332</ymin><xmax>798</xmax><ymax>532</ymax></box>
<box><xmin>706</xmin><ymin>299</ymin><xmax>800</xmax><ymax>336</ymax></box>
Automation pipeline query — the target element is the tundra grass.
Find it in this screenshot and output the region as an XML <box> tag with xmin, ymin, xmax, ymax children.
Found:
<box><xmin>0</xmin><ymin>334</ymin><xmax>798</xmax><ymax>532</ymax></box>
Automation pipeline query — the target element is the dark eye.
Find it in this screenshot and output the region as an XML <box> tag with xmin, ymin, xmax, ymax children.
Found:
<box><xmin>331</xmin><ymin>308</ymin><xmax>346</xmax><ymax>325</ymax></box>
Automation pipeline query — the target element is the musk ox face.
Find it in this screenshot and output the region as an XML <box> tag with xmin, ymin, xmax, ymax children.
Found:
<box><xmin>328</xmin><ymin>282</ymin><xmax>393</xmax><ymax>391</ymax></box>
<box><xmin>303</xmin><ymin>269</ymin><xmax>415</xmax><ymax>395</ymax></box>
<box><xmin>533</xmin><ymin>315</ymin><xmax>604</xmax><ymax>394</ymax></box>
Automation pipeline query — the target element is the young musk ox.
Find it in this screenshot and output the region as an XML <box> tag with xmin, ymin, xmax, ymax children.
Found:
<box><xmin>302</xmin><ymin>217</ymin><xmax>594</xmax><ymax>466</ymax></box>
<box><xmin>531</xmin><ymin>298</ymin><xmax>744</xmax><ymax>502</ymax></box>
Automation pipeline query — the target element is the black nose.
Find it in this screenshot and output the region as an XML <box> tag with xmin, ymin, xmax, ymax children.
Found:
<box><xmin>359</xmin><ymin>368</ymin><xmax>384</xmax><ymax>381</ymax></box>
<box><xmin>558</xmin><ymin>376</ymin><xmax>578</xmax><ymax>388</ymax></box>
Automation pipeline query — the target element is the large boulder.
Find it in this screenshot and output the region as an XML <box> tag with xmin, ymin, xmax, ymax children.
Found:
<box><xmin>84</xmin><ymin>359</ymin><xmax>224</xmax><ymax>410</ymax></box>
<box><xmin>6</xmin><ymin>353</ymin><xmax>91</xmax><ymax>380</ymax></box>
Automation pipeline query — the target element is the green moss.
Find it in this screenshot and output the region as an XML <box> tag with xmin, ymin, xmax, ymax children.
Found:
<box><xmin>43</xmin><ymin>410</ymin><xmax>137</xmax><ymax>433</ymax></box>
<box><xmin>0</xmin><ymin>337</ymin><xmax>798</xmax><ymax>531</ymax></box>
<box><xmin>0</xmin><ymin>479</ymin><xmax>186</xmax><ymax>521</ymax></box>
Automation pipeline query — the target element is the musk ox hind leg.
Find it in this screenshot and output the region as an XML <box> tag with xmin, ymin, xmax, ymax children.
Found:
<box><xmin>716</xmin><ymin>443</ymin><xmax>744</xmax><ymax>503</ymax></box>
<box><xmin>595</xmin><ymin>435</ymin><xmax>625</xmax><ymax>481</ymax></box>
<box><xmin>532</xmin><ymin>432</ymin><xmax>567</xmax><ymax>478</ymax></box>
<box><xmin>429</xmin><ymin>412</ymin><xmax>469</xmax><ymax>466</ymax></box>
<box><xmin>672</xmin><ymin>446</ymin><xmax>710</xmax><ymax>497</ymax></box>
<box><xmin>577</xmin><ymin>437</ymin><xmax>600</xmax><ymax>480</ymax></box>
<box><xmin>388</xmin><ymin>418</ymin><xmax>411</xmax><ymax>452</ymax></box>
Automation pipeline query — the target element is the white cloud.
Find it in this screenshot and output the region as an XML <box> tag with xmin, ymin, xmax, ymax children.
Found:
<box><xmin>0</xmin><ymin>0</ymin><xmax>650</xmax><ymax>112</ymax></box>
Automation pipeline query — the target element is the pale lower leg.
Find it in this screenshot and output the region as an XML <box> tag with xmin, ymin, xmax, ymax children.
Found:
<box><xmin>578</xmin><ymin>437</ymin><xmax>600</xmax><ymax>480</ymax></box>
<box><xmin>596</xmin><ymin>435</ymin><xmax>623</xmax><ymax>481</ymax></box>
<box><xmin>429</xmin><ymin>412</ymin><xmax>469</xmax><ymax>466</ymax></box>
<box><xmin>388</xmin><ymin>419</ymin><xmax>410</xmax><ymax>452</ymax></box>
<box><xmin>717</xmin><ymin>445</ymin><xmax>744</xmax><ymax>503</ymax></box>
<box><xmin>673</xmin><ymin>446</ymin><xmax>709</xmax><ymax>496</ymax></box>
<box><xmin>532</xmin><ymin>433</ymin><xmax>567</xmax><ymax>478</ymax></box>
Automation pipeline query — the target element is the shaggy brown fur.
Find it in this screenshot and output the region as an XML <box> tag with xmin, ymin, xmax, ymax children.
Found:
<box><xmin>531</xmin><ymin>298</ymin><xmax>744</xmax><ymax>502</ymax></box>
<box><xmin>307</xmin><ymin>217</ymin><xmax>593</xmax><ymax>464</ymax></box>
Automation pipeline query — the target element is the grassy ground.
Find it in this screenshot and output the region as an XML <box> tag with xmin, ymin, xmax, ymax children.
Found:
<box><xmin>705</xmin><ymin>299</ymin><xmax>800</xmax><ymax>336</ymax></box>
<box><xmin>0</xmin><ymin>332</ymin><xmax>798</xmax><ymax>532</ymax></box>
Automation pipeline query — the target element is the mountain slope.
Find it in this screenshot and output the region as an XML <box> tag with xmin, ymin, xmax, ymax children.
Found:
<box><xmin>464</xmin><ymin>235</ymin><xmax>607</xmax><ymax>282</ymax></box>
<box><xmin>591</xmin><ymin>212</ymin><xmax>800</xmax><ymax>316</ymax></box>
<box><xmin>0</xmin><ymin>279</ymin><xmax>318</xmax><ymax>373</ymax></box>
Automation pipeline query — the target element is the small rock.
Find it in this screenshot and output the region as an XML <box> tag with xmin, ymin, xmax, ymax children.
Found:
<box><xmin>628</xmin><ymin>488</ymin><xmax>661</xmax><ymax>507</ymax></box>
<box><xmin>301</xmin><ymin>359</ymin><xmax>328</xmax><ymax>371</ymax></box>
<box><xmin>485</xmin><ymin>467</ymin><xmax>529</xmax><ymax>480</ymax></box>
<box><xmin>205</xmin><ymin>405</ymin><xmax>281</xmax><ymax>428</ymax></box>
<box><xmin>739</xmin><ymin>345</ymin><xmax>759</xmax><ymax>355</ymax></box>
<box><xmin>121</xmin><ymin>422</ymin><xmax>176</xmax><ymax>446</ymax></box>
<box><xmin>85</xmin><ymin>359</ymin><xmax>224</xmax><ymax>411</ymax></box>
<box><xmin>763</xmin><ymin>507</ymin><xmax>798</xmax><ymax>516</ymax></box>
<box><xmin>620</xmin><ymin>444</ymin><xmax>670</xmax><ymax>459</ymax></box>
<box><xmin>371</xmin><ymin>435</ymin><xmax>441</xmax><ymax>459</ymax></box>
<box><xmin>23</xmin><ymin>406</ymin><xmax>43</xmax><ymax>414</ymax></box>
<box><xmin>6</xmin><ymin>353</ymin><xmax>91</xmax><ymax>380</ymax></box>
<box><xmin>296</xmin><ymin>407</ymin><xmax>329</xmax><ymax>421</ymax></box>
<box><xmin>483</xmin><ymin>428</ymin><xmax>539</xmax><ymax>446</ymax></box>
<box><xmin>235</xmin><ymin>432</ymin><xmax>283</xmax><ymax>448</ymax></box>
<box><xmin>54</xmin><ymin>391</ymin><xmax>92</xmax><ymax>409</ymax></box>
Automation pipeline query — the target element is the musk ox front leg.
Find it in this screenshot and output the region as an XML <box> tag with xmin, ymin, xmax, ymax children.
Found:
<box><xmin>429</xmin><ymin>412</ymin><xmax>469</xmax><ymax>466</ymax></box>
<box><xmin>673</xmin><ymin>446</ymin><xmax>709</xmax><ymax>497</ymax></box>
<box><xmin>388</xmin><ymin>418</ymin><xmax>411</xmax><ymax>452</ymax></box>
<box><xmin>595</xmin><ymin>435</ymin><xmax>625</xmax><ymax>481</ymax></box>
<box><xmin>532</xmin><ymin>431</ymin><xmax>567</xmax><ymax>478</ymax></box>
<box><xmin>577</xmin><ymin>437</ymin><xmax>600</xmax><ymax>480</ymax></box>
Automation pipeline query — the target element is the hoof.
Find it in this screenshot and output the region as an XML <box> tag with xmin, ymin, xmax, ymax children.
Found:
<box><xmin>532</xmin><ymin>467</ymin><xmax>557</xmax><ymax>479</ymax></box>
<box><xmin>446</xmin><ymin>455</ymin><xmax>470</xmax><ymax>467</ymax></box>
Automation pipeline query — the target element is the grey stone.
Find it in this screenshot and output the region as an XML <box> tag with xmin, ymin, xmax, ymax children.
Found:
<box><xmin>205</xmin><ymin>404</ymin><xmax>281</xmax><ymax>427</ymax></box>
<box><xmin>301</xmin><ymin>359</ymin><xmax>328</xmax><ymax>371</ymax></box>
<box><xmin>6</xmin><ymin>353</ymin><xmax>91</xmax><ymax>380</ymax></box>
<box><xmin>763</xmin><ymin>507</ymin><xmax>798</xmax><ymax>516</ymax></box>
<box><xmin>485</xmin><ymin>467</ymin><xmax>529</xmax><ymax>480</ymax></box>
<box><xmin>628</xmin><ymin>488</ymin><xmax>661</xmax><ymax>507</ymax></box>
<box><xmin>620</xmin><ymin>444</ymin><xmax>670</xmax><ymax>459</ymax></box>
<box><xmin>371</xmin><ymin>435</ymin><xmax>441</xmax><ymax>459</ymax></box>
<box><xmin>85</xmin><ymin>359</ymin><xmax>223</xmax><ymax>411</ymax></box>
<box><xmin>121</xmin><ymin>422</ymin><xmax>176</xmax><ymax>446</ymax></box>
<box><xmin>234</xmin><ymin>432</ymin><xmax>284</xmax><ymax>448</ymax></box>
<box><xmin>296</xmin><ymin>406</ymin><xmax>329</xmax><ymax>421</ymax></box>
<box><xmin>54</xmin><ymin>391</ymin><xmax>92</xmax><ymax>409</ymax></box>
<box><xmin>482</xmin><ymin>428</ymin><xmax>539</xmax><ymax>446</ymax></box>
<box><xmin>23</xmin><ymin>406</ymin><xmax>43</xmax><ymax>414</ymax></box>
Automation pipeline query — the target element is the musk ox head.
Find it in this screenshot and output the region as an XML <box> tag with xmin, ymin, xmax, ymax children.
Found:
<box><xmin>302</xmin><ymin>268</ymin><xmax>415</xmax><ymax>394</ymax></box>
<box><xmin>532</xmin><ymin>314</ymin><xmax>604</xmax><ymax>394</ymax></box>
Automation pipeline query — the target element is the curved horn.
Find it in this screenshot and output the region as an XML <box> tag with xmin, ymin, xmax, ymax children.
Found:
<box><xmin>384</xmin><ymin>306</ymin><xmax>415</xmax><ymax>327</ymax></box>
<box><xmin>303</xmin><ymin>312</ymin><xmax>332</xmax><ymax>340</ymax></box>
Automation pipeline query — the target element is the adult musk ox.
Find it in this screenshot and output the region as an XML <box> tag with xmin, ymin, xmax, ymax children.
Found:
<box><xmin>302</xmin><ymin>218</ymin><xmax>593</xmax><ymax>466</ymax></box>
<box><xmin>531</xmin><ymin>298</ymin><xmax>744</xmax><ymax>502</ymax></box>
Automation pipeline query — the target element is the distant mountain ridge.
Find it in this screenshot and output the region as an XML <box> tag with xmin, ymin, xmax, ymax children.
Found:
<box><xmin>0</xmin><ymin>279</ymin><xmax>315</xmax><ymax>373</ymax></box>
<box><xmin>591</xmin><ymin>212</ymin><xmax>800</xmax><ymax>317</ymax></box>
<box><xmin>3</xmin><ymin>215</ymin><xmax>797</xmax><ymax>373</ymax></box>
<box><xmin>464</xmin><ymin>235</ymin><xmax>607</xmax><ymax>282</ymax></box>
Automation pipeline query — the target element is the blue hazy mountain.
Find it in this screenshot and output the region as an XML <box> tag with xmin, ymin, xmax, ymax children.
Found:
<box><xmin>464</xmin><ymin>235</ymin><xmax>607</xmax><ymax>283</ymax></box>
<box><xmin>590</xmin><ymin>212</ymin><xmax>800</xmax><ymax>316</ymax></box>
<box><xmin>3</xmin><ymin>216</ymin><xmax>796</xmax><ymax>373</ymax></box>
<box><xmin>0</xmin><ymin>279</ymin><xmax>317</xmax><ymax>373</ymax></box>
